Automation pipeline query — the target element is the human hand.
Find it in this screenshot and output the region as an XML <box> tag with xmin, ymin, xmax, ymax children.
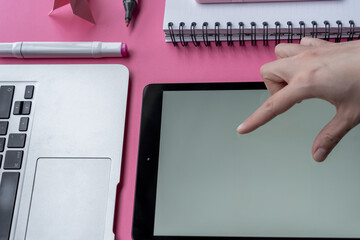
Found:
<box><xmin>237</xmin><ymin>37</ymin><xmax>360</xmax><ymax>162</ymax></box>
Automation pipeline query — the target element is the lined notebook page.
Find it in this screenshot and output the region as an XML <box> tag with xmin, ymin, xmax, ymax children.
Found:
<box><xmin>163</xmin><ymin>0</ymin><xmax>359</xmax><ymax>35</ymax></box>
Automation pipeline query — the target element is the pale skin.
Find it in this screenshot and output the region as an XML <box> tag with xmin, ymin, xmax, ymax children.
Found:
<box><xmin>237</xmin><ymin>37</ymin><xmax>360</xmax><ymax>162</ymax></box>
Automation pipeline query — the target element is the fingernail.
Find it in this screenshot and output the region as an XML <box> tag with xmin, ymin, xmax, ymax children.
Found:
<box><xmin>237</xmin><ymin>123</ymin><xmax>244</xmax><ymax>133</ymax></box>
<box><xmin>314</xmin><ymin>148</ymin><xmax>328</xmax><ymax>162</ymax></box>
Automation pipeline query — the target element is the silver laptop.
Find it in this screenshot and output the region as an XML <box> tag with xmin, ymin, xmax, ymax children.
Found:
<box><xmin>0</xmin><ymin>64</ymin><xmax>129</xmax><ymax>240</ymax></box>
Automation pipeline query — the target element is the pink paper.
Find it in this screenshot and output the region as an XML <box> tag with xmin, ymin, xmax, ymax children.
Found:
<box><xmin>51</xmin><ymin>0</ymin><xmax>95</xmax><ymax>24</ymax></box>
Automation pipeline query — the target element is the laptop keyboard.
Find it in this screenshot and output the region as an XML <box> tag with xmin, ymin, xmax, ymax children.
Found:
<box><xmin>0</xmin><ymin>84</ymin><xmax>34</xmax><ymax>240</ymax></box>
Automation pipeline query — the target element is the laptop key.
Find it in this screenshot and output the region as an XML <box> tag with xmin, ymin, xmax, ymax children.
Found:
<box><xmin>0</xmin><ymin>121</ymin><xmax>8</xmax><ymax>135</ymax></box>
<box><xmin>0</xmin><ymin>154</ymin><xmax>2</xmax><ymax>167</ymax></box>
<box><xmin>0</xmin><ymin>86</ymin><xmax>15</xmax><ymax>119</ymax></box>
<box><xmin>24</xmin><ymin>85</ymin><xmax>34</xmax><ymax>99</ymax></box>
<box><xmin>0</xmin><ymin>172</ymin><xmax>20</xmax><ymax>240</ymax></box>
<box><xmin>0</xmin><ymin>138</ymin><xmax>5</xmax><ymax>152</ymax></box>
<box><xmin>13</xmin><ymin>101</ymin><xmax>23</xmax><ymax>115</ymax></box>
<box><xmin>19</xmin><ymin>117</ymin><xmax>29</xmax><ymax>132</ymax></box>
<box><xmin>7</xmin><ymin>134</ymin><xmax>26</xmax><ymax>148</ymax></box>
<box><xmin>22</xmin><ymin>102</ymin><xmax>31</xmax><ymax>115</ymax></box>
<box><xmin>4</xmin><ymin>151</ymin><xmax>23</xmax><ymax>169</ymax></box>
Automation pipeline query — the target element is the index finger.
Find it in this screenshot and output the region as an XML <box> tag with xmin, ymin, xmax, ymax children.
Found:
<box><xmin>237</xmin><ymin>85</ymin><xmax>310</xmax><ymax>134</ymax></box>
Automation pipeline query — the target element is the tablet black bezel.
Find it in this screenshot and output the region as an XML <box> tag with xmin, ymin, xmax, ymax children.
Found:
<box><xmin>131</xmin><ymin>82</ymin><xmax>355</xmax><ymax>240</ymax></box>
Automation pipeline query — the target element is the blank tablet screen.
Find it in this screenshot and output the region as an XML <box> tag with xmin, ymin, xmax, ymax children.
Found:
<box><xmin>154</xmin><ymin>90</ymin><xmax>360</xmax><ymax>238</ymax></box>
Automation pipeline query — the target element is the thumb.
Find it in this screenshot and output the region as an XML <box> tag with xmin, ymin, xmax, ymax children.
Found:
<box><xmin>312</xmin><ymin>113</ymin><xmax>353</xmax><ymax>162</ymax></box>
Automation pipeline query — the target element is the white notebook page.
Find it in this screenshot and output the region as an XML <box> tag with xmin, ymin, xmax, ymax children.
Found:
<box><xmin>164</xmin><ymin>0</ymin><xmax>359</xmax><ymax>34</ymax></box>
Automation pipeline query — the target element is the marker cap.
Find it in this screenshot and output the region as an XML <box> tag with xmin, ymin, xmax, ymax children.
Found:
<box><xmin>98</xmin><ymin>42</ymin><xmax>128</xmax><ymax>57</ymax></box>
<box><xmin>121</xmin><ymin>43</ymin><xmax>128</xmax><ymax>57</ymax></box>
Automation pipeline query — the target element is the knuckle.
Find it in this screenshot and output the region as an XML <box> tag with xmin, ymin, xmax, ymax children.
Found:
<box><xmin>262</xmin><ymin>99</ymin><xmax>277</xmax><ymax>118</ymax></box>
<box><xmin>292</xmin><ymin>72</ymin><xmax>313</xmax><ymax>89</ymax></box>
<box><xmin>260</xmin><ymin>63</ymin><xmax>267</xmax><ymax>74</ymax></box>
<box><xmin>299</xmin><ymin>37</ymin><xmax>309</xmax><ymax>45</ymax></box>
<box><xmin>291</xmin><ymin>65</ymin><xmax>325</xmax><ymax>94</ymax></box>
<box><xmin>341</xmin><ymin>110</ymin><xmax>360</xmax><ymax>129</ymax></box>
<box><xmin>322</xmin><ymin>132</ymin><xmax>341</xmax><ymax>147</ymax></box>
<box><xmin>260</xmin><ymin>64</ymin><xmax>269</xmax><ymax>79</ymax></box>
<box><xmin>297</xmin><ymin>48</ymin><xmax>318</xmax><ymax>59</ymax></box>
<box><xmin>274</xmin><ymin>44</ymin><xmax>286</xmax><ymax>57</ymax></box>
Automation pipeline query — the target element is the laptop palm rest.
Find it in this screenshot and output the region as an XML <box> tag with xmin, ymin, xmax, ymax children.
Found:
<box><xmin>26</xmin><ymin>158</ymin><xmax>111</xmax><ymax>240</ymax></box>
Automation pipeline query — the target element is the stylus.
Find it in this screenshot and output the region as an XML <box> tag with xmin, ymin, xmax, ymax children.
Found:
<box><xmin>0</xmin><ymin>42</ymin><xmax>128</xmax><ymax>58</ymax></box>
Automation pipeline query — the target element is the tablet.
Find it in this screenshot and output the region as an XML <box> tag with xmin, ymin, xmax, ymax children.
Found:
<box><xmin>132</xmin><ymin>82</ymin><xmax>360</xmax><ymax>240</ymax></box>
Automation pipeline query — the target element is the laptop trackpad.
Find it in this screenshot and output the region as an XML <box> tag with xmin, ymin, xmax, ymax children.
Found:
<box><xmin>26</xmin><ymin>158</ymin><xmax>111</xmax><ymax>240</ymax></box>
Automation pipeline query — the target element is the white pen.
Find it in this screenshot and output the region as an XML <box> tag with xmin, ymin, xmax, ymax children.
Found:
<box><xmin>0</xmin><ymin>41</ymin><xmax>128</xmax><ymax>58</ymax></box>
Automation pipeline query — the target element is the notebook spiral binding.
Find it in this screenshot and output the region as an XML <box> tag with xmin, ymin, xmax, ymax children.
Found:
<box><xmin>275</xmin><ymin>21</ymin><xmax>281</xmax><ymax>45</ymax></box>
<box><xmin>191</xmin><ymin>22</ymin><xmax>200</xmax><ymax>47</ymax></box>
<box><xmin>263</xmin><ymin>22</ymin><xmax>269</xmax><ymax>46</ymax></box>
<box><xmin>202</xmin><ymin>22</ymin><xmax>211</xmax><ymax>46</ymax></box>
<box><xmin>227</xmin><ymin>22</ymin><xmax>233</xmax><ymax>46</ymax></box>
<box><xmin>239</xmin><ymin>22</ymin><xmax>245</xmax><ymax>46</ymax></box>
<box><xmin>179</xmin><ymin>22</ymin><xmax>188</xmax><ymax>47</ymax></box>
<box><xmin>215</xmin><ymin>22</ymin><xmax>221</xmax><ymax>46</ymax></box>
<box><xmin>287</xmin><ymin>21</ymin><xmax>293</xmax><ymax>44</ymax></box>
<box><xmin>311</xmin><ymin>21</ymin><xmax>317</xmax><ymax>39</ymax></box>
<box><xmin>348</xmin><ymin>20</ymin><xmax>355</xmax><ymax>41</ymax></box>
<box><xmin>250</xmin><ymin>22</ymin><xmax>256</xmax><ymax>46</ymax></box>
<box><xmin>167</xmin><ymin>20</ymin><xmax>359</xmax><ymax>47</ymax></box>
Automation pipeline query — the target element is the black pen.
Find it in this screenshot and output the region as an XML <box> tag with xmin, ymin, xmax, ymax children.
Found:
<box><xmin>123</xmin><ymin>0</ymin><xmax>138</xmax><ymax>27</ymax></box>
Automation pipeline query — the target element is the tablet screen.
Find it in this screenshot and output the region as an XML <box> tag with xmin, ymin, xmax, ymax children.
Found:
<box><xmin>153</xmin><ymin>89</ymin><xmax>360</xmax><ymax>238</ymax></box>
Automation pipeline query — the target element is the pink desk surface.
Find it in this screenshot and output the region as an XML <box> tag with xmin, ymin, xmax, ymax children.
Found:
<box><xmin>0</xmin><ymin>0</ymin><xmax>277</xmax><ymax>239</ymax></box>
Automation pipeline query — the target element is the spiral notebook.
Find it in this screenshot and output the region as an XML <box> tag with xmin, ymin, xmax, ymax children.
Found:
<box><xmin>163</xmin><ymin>0</ymin><xmax>360</xmax><ymax>46</ymax></box>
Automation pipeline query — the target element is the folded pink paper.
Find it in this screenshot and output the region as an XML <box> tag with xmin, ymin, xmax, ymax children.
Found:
<box><xmin>50</xmin><ymin>0</ymin><xmax>95</xmax><ymax>24</ymax></box>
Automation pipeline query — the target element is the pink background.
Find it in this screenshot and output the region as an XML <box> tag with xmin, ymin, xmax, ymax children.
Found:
<box><xmin>0</xmin><ymin>0</ymin><xmax>277</xmax><ymax>239</ymax></box>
